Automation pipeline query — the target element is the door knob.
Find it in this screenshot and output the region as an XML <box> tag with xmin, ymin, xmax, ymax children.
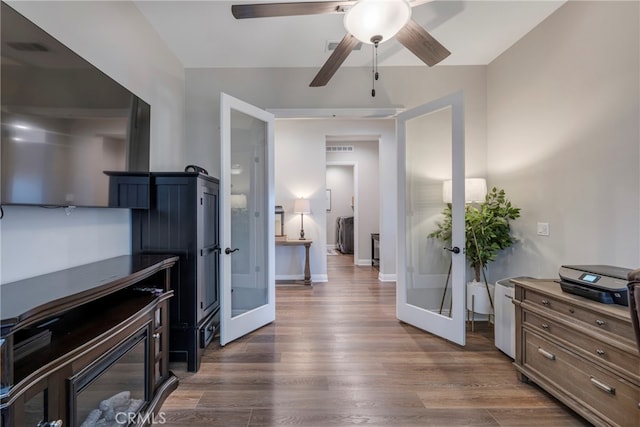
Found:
<box><xmin>225</xmin><ymin>247</ymin><xmax>239</xmax><ymax>254</ymax></box>
<box><xmin>444</xmin><ymin>246</ymin><xmax>460</xmax><ymax>254</ymax></box>
<box><xmin>202</xmin><ymin>244</ymin><xmax>220</xmax><ymax>256</ymax></box>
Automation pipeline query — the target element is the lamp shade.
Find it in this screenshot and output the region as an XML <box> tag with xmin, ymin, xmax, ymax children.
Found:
<box><xmin>344</xmin><ymin>0</ymin><xmax>411</xmax><ymax>44</ymax></box>
<box><xmin>230</xmin><ymin>194</ymin><xmax>247</xmax><ymax>209</ymax></box>
<box><xmin>442</xmin><ymin>178</ymin><xmax>487</xmax><ymax>204</ymax></box>
<box><xmin>293</xmin><ymin>198</ymin><xmax>311</xmax><ymax>214</ymax></box>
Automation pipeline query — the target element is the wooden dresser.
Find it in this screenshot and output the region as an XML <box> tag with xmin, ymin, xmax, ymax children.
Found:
<box><xmin>512</xmin><ymin>279</ymin><xmax>639</xmax><ymax>427</ymax></box>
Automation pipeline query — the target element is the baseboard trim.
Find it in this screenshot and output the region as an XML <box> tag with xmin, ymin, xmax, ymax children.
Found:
<box><xmin>275</xmin><ymin>274</ymin><xmax>328</xmax><ymax>283</ymax></box>
<box><xmin>276</xmin><ymin>274</ymin><xmax>303</xmax><ymax>281</ymax></box>
<box><xmin>378</xmin><ymin>272</ymin><xmax>396</xmax><ymax>282</ymax></box>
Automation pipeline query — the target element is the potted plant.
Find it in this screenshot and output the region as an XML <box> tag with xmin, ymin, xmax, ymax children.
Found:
<box><xmin>429</xmin><ymin>186</ymin><xmax>521</xmax><ymax>314</ymax></box>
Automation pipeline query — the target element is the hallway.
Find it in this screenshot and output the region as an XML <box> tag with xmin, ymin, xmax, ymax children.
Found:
<box><xmin>161</xmin><ymin>254</ymin><xmax>587</xmax><ymax>426</ymax></box>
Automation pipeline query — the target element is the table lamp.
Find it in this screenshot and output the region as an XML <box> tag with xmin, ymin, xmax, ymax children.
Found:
<box><xmin>442</xmin><ymin>178</ymin><xmax>487</xmax><ymax>204</ymax></box>
<box><xmin>293</xmin><ymin>198</ymin><xmax>311</xmax><ymax>240</ymax></box>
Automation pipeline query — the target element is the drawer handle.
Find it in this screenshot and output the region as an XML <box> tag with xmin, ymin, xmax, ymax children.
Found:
<box><xmin>541</xmin><ymin>323</ymin><xmax>550</xmax><ymax>330</ymax></box>
<box><xmin>152</xmin><ymin>333</ymin><xmax>161</xmax><ymax>339</ymax></box>
<box><xmin>504</xmin><ymin>295</ymin><xmax>513</xmax><ymax>300</ymax></box>
<box><xmin>595</xmin><ymin>349</ymin><xmax>606</xmax><ymax>356</ymax></box>
<box><xmin>541</xmin><ymin>299</ymin><xmax>550</xmax><ymax>305</ymax></box>
<box><xmin>595</xmin><ymin>319</ymin><xmax>606</xmax><ymax>327</ymax></box>
<box><xmin>590</xmin><ymin>377</ymin><xmax>615</xmax><ymax>395</ymax></box>
<box><xmin>537</xmin><ymin>347</ymin><xmax>556</xmax><ymax>360</ymax></box>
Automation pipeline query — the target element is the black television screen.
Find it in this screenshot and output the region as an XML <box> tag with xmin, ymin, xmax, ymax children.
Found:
<box><xmin>1</xmin><ymin>2</ymin><xmax>150</xmax><ymax>208</ymax></box>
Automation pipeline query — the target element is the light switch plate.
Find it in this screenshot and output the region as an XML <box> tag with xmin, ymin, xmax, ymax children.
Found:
<box><xmin>537</xmin><ymin>222</ymin><xmax>550</xmax><ymax>236</ymax></box>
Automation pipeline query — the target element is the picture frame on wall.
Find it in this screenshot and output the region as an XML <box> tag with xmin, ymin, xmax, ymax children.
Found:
<box><xmin>326</xmin><ymin>189</ymin><xmax>331</xmax><ymax>211</ymax></box>
<box><xmin>275</xmin><ymin>205</ymin><xmax>285</xmax><ymax>236</ymax></box>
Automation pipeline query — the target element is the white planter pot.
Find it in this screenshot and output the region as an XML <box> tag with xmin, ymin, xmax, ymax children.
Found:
<box><xmin>466</xmin><ymin>281</ymin><xmax>495</xmax><ymax>315</ymax></box>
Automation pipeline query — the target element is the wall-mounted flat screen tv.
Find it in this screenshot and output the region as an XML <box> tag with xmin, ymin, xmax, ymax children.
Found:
<box><xmin>1</xmin><ymin>2</ymin><xmax>150</xmax><ymax>208</ymax></box>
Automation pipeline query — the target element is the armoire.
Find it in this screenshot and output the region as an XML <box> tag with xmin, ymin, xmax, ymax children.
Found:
<box><xmin>108</xmin><ymin>171</ymin><xmax>220</xmax><ymax>372</ymax></box>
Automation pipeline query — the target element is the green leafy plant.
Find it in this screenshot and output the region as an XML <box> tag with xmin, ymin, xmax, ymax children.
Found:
<box><xmin>429</xmin><ymin>187</ymin><xmax>521</xmax><ymax>283</ymax></box>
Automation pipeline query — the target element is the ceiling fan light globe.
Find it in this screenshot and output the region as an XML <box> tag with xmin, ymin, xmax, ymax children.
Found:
<box><xmin>344</xmin><ymin>0</ymin><xmax>412</xmax><ymax>45</ymax></box>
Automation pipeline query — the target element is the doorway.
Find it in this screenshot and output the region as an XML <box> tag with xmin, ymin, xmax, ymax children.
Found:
<box><xmin>326</xmin><ymin>163</ymin><xmax>356</xmax><ymax>259</ymax></box>
<box><xmin>325</xmin><ymin>137</ymin><xmax>380</xmax><ymax>272</ymax></box>
<box><xmin>273</xmin><ymin>118</ymin><xmax>393</xmax><ymax>285</ymax></box>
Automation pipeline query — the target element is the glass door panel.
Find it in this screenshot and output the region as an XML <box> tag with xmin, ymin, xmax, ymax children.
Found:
<box><xmin>229</xmin><ymin>108</ymin><xmax>268</xmax><ymax>316</ymax></box>
<box><xmin>405</xmin><ymin>107</ymin><xmax>453</xmax><ymax>315</ymax></box>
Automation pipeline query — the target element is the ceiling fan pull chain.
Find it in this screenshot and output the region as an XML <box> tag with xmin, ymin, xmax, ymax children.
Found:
<box><xmin>374</xmin><ymin>41</ymin><xmax>379</xmax><ymax>81</ymax></box>
<box><xmin>371</xmin><ymin>43</ymin><xmax>376</xmax><ymax>97</ymax></box>
<box><xmin>371</xmin><ymin>40</ymin><xmax>380</xmax><ymax>97</ymax></box>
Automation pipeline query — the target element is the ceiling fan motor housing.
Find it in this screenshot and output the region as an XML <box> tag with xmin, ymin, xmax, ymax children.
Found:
<box><xmin>344</xmin><ymin>0</ymin><xmax>412</xmax><ymax>44</ymax></box>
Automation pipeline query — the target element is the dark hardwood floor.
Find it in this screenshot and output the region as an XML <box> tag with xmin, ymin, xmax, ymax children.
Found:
<box><xmin>161</xmin><ymin>254</ymin><xmax>589</xmax><ymax>426</ymax></box>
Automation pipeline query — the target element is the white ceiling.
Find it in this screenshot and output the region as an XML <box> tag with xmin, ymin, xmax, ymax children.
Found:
<box><xmin>133</xmin><ymin>0</ymin><xmax>566</xmax><ymax>69</ymax></box>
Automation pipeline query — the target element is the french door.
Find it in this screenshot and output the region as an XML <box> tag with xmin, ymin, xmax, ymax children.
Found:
<box><xmin>219</xmin><ymin>93</ymin><xmax>275</xmax><ymax>346</ymax></box>
<box><xmin>396</xmin><ymin>91</ymin><xmax>466</xmax><ymax>345</ymax></box>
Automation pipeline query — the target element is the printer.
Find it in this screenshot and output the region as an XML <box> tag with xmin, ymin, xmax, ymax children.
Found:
<box><xmin>558</xmin><ymin>265</ymin><xmax>630</xmax><ymax>306</ymax></box>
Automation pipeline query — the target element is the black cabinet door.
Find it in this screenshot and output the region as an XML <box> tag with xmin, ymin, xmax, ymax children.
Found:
<box><xmin>199</xmin><ymin>181</ymin><xmax>220</xmax><ymax>319</ymax></box>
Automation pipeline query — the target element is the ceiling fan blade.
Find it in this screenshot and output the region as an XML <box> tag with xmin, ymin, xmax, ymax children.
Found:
<box><xmin>232</xmin><ymin>1</ymin><xmax>354</xmax><ymax>19</ymax></box>
<box><xmin>395</xmin><ymin>19</ymin><xmax>451</xmax><ymax>67</ymax></box>
<box><xmin>309</xmin><ymin>33</ymin><xmax>359</xmax><ymax>87</ymax></box>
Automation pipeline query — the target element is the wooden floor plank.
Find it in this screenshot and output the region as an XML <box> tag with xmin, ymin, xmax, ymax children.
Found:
<box><xmin>162</xmin><ymin>254</ymin><xmax>587</xmax><ymax>426</ymax></box>
<box><xmin>248</xmin><ymin>408</ymin><xmax>500</xmax><ymax>426</ymax></box>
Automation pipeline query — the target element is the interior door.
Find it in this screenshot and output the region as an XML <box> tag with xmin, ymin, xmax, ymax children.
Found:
<box><xmin>220</xmin><ymin>93</ymin><xmax>275</xmax><ymax>346</ymax></box>
<box><xmin>396</xmin><ymin>91</ymin><xmax>466</xmax><ymax>346</ymax></box>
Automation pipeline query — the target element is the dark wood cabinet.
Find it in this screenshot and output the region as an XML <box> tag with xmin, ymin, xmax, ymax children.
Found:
<box><xmin>130</xmin><ymin>172</ymin><xmax>220</xmax><ymax>372</ymax></box>
<box><xmin>0</xmin><ymin>255</ymin><xmax>179</xmax><ymax>427</ymax></box>
<box><xmin>105</xmin><ymin>171</ymin><xmax>151</xmax><ymax>209</ymax></box>
<box><xmin>9</xmin><ymin>374</ymin><xmax>59</xmax><ymax>427</ymax></box>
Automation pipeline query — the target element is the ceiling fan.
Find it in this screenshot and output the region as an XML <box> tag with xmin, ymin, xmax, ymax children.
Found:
<box><xmin>231</xmin><ymin>0</ymin><xmax>450</xmax><ymax>88</ymax></box>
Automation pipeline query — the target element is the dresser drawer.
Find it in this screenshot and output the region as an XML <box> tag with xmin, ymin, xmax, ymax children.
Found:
<box><xmin>523</xmin><ymin>330</ymin><xmax>640</xmax><ymax>427</ymax></box>
<box><xmin>524</xmin><ymin>311</ymin><xmax>640</xmax><ymax>383</ymax></box>
<box><xmin>523</xmin><ymin>288</ymin><xmax>635</xmax><ymax>342</ymax></box>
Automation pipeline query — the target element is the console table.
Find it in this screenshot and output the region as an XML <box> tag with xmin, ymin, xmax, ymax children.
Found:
<box><xmin>276</xmin><ymin>239</ymin><xmax>312</xmax><ymax>285</ymax></box>
<box><xmin>0</xmin><ymin>254</ymin><xmax>179</xmax><ymax>427</ymax></box>
<box><xmin>512</xmin><ymin>278</ymin><xmax>639</xmax><ymax>427</ymax></box>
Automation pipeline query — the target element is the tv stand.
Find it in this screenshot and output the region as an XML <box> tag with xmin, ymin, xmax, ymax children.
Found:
<box><xmin>1</xmin><ymin>255</ymin><xmax>179</xmax><ymax>427</ymax></box>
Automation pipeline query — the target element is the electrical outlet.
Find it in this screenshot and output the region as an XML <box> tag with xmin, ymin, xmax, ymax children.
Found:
<box><xmin>537</xmin><ymin>222</ymin><xmax>550</xmax><ymax>236</ymax></box>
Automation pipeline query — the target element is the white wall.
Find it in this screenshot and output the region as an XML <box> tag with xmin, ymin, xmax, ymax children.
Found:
<box><xmin>486</xmin><ymin>0</ymin><xmax>640</xmax><ymax>281</ymax></box>
<box><xmin>1</xmin><ymin>1</ymin><xmax>185</xmax><ymax>283</ymax></box>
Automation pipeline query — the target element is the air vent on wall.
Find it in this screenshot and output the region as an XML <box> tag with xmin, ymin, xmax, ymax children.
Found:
<box><xmin>6</xmin><ymin>41</ymin><xmax>49</xmax><ymax>52</ymax></box>
<box><xmin>327</xmin><ymin>41</ymin><xmax>362</xmax><ymax>52</ymax></box>
<box><xmin>326</xmin><ymin>146</ymin><xmax>354</xmax><ymax>153</ymax></box>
